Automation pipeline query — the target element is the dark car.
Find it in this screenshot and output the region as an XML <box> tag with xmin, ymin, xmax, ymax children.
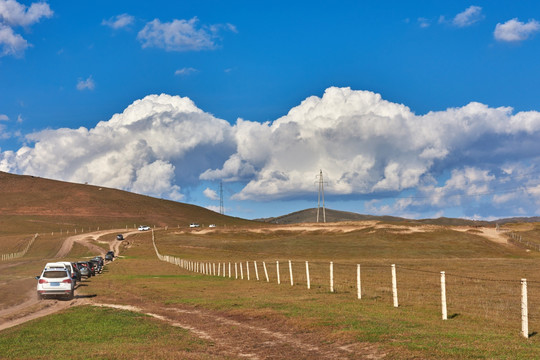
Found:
<box><xmin>82</xmin><ymin>261</ymin><xmax>96</xmax><ymax>276</ymax></box>
<box><xmin>116</xmin><ymin>234</ymin><xmax>124</xmax><ymax>240</ymax></box>
<box><xmin>92</xmin><ymin>256</ymin><xmax>104</xmax><ymax>267</ymax></box>
<box><xmin>105</xmin><ymin>251</ymin><xmax>114</xmax><ymax>261</ymax></box>
<box><xmin>88</xmin><ymin>260</ymin><xmax>102</xmax><ymax>274</ymax></box>
<box><xmin>76</xmin><ymin>262</ymin><xmax>91</xmax><ymax>278</ymax></box>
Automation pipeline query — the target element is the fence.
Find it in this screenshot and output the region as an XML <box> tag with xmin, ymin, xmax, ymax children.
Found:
<box><xmin>0</xmin><ymin>233</ymin><xmax>38</xmax><ymax>261</ymax></box>
<box><xmin>151</xmin><ymin>230</ymin><xmax>538</xmax><ymax>339</ymax></box>
<box><xmin>507</xmin><ymin>232</ymin><xmax>540</xmax><ymax>252</ymax></box>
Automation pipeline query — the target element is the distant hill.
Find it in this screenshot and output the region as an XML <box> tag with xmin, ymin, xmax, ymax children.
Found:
<box><xmin>256</xmin><ymin>208</ymin><xmax>538</xmax><ymax>226</ymax></box>
<box><xmin>0</xmin><ymin>171</ymin><xmax>253</xmax><ymax>234</ymax></box>
<box><xmin>256</xmin><ymin>208</ymin><xmax>405</xmax><ymax>224</ymax></box>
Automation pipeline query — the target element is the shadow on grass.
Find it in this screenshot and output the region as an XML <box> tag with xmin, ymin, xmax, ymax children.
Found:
<box><xmin>529</xmin><ymin>332</ymin><xmax>538</xmax><ymax>338</ymax></box>
<box><xmin>448</xmin><ymin>313</ymin><xmax>460</xmax><ymax>319</ymax></box>
<box><xmin>75</xmin><ymin>294</ymin><xmax>97</xmax><ymax>299</ymax></box>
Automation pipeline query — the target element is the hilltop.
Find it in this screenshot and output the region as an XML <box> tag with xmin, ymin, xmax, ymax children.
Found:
<box><xmin>257</xmin><ymin>207</ymin><xmax>539</xmax><ymax>226</ymax></box>
<box><xmin>0</xmin><ymin>171</ymin><xmax>252</xmax><ymax>234</ymax></box>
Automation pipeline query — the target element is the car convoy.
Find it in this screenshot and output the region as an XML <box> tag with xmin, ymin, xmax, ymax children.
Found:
<box><xmin>35</xmin><ymin>247</ymin><xmax>116</xmax><ymax>300</ymax></box>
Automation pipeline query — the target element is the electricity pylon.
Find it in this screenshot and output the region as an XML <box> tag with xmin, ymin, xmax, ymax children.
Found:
<box><xmin>316</xmin><ymin>169</ymin><xmax>326</xmax><ymax>223</ymax></box>
<box><xmin>219</xmin><ymin>181</ymin><xmax>224</xmax><ymax>215</ymax></box>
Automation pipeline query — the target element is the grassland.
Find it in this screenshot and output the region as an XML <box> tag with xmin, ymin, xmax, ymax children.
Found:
<box><xmin>2</xmin><ymin>220</ymin><xmax>540</xmax><ymax>358</ymax></box>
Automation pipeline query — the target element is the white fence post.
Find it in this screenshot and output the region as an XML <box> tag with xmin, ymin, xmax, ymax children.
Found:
<box><xmin>357</xmin><ymin>264</ymin><xmax>361</xmax><ymax>300</ymax></box>
<box><xmin>441</xmin><ymin>271</ymin><xmax>447</xmax><ymax>320</ymax></box>
<box><xmin>235</xmin><ymin>263</ymin><xmax>238</xmax><ymax>279</ymax></box>
<box><xmin>246</xmin><ymin>261</ymin><xmax>250</xmax><ymax>280</ymax></box>
<box><xmin>228</xmin><ymin>262</ymin><xmax>231</xmax><ymax>278</ymax></box>
<box><xmin>330</xmin><ymin>261</ymin><xmax>334</xmax><ymax>293</ymax></box>
<box><xmin>288</xmin><ymin>260</ymin><xmax>294</xmax><ymax>286</ymax></box>
<box><xmin>306</xmin><ymin>261</ymin><xmax>310</xmax><ymax>290</ymax></box>
<box><xmin>218</xmin><ymin>263</ymin><xmax>221</xmax><ymax>276</ymax></box>
<box><xmin>522</xmin><ymin>278</ymin><xmax>529</xmax><ymax>338</ymax></box>
<box><xmin>263</xmin><ymin>261</ymin><xmax>269</xmax><ymax>282</ymax></box>
<box><xmin>392</xmin><ymin>264</ymin><xmax>399</xmax><ymax>308</ymax></box>
<box><xmin>240</xmin><ymin>262</ymin><xmax>244</xmax><ymax>279</ymax></box>
<box><xmin>254</xmin><ymin>261</ymin><xmax>259</xmax><ymax>280</ymax></box>
<box><xmin>213</xmin><ymin>263</ymin><xmax>216</xmax><ymax>276</ymax></box>
<box><xmin>276</xmin><ymin>261</ymin><xmax>281</xmax><ymax>284</ymax></box>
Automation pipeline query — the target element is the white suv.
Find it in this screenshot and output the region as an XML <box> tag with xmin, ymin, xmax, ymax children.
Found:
<box><xmin>138</xmin><ymin>225</ymin><xmax>150</xmax><ymax>231</ymax></box>
<box><xmin>36</xmin><ymin>268</ymin><xmax>74</xmax><ymax>300</ymax></box>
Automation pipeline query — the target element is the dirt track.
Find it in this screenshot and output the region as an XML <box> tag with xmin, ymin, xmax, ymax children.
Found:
<box><xmin>0</xmin><ymin>229</ymin><xmax>127</xmax><ymax>332</ymax></box>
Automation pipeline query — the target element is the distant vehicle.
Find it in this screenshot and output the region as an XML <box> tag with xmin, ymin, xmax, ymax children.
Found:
<box><xmin>138</xmin><ymin>225</ymin><xmax>150</xmax><ymax>231</ymax></box>
<box><xmin>36</xmin><ymin>268</ymin><xmax>74</xmax><ymax>300</ymax></box>
<box><xmin>208</xmin><ymin>224</ymin><xmax>216</xmax><ymax>228</ymax></box>
<box><xmin>189</xmin><ymin>223</ymin><xmax>200</xmax><ymax>228</ymax></box>
<box><xmin>105</xmin><ymin>251</ymin><xmax>114</xmax><ymax>261</ymax></box>
<box><xmin>116</xmin><ymin>234</ymin><xmax>124</xmax><ymax>240</ymax></box>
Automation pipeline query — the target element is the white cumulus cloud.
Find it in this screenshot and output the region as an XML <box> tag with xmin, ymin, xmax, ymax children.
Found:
<box><xmin>494</xmin><ymin>18</ymin><xmax>540</xmax><ymax>42</ymax></box>
<box><xmin>0</xmin><ymin>0</ymin><xmax>52</xmax><ymax>57</ymax></box>
<box><xmin>2</xmin><ymin>87</ymin><xmax>540</xmax><ymax>218</ymax></box>
<box><xmin>0</xmin><ymin>94</ymin><xmax>236</xmax><ymax>200</ymax></box>
<box><xmin>0</xmin><ymin>22</ymin><xmax>27</xmax><ymax>56</ymax></box>
<box><xmin>0</xmin><ymin>0</ymin><xmax>52</xmax><ymax>26</ymax></box>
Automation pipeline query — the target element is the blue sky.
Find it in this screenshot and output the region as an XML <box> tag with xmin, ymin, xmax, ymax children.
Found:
<box><xmin>2</xmin><ymin>1</ymin><xmax>540</xmax><ymax>220</ymax></box>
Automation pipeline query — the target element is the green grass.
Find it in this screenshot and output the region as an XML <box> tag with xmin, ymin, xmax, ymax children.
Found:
<box><xmin>0</xmin><ymin>305</ymin><xmax>219</xmax><ymax>359</ymax></box>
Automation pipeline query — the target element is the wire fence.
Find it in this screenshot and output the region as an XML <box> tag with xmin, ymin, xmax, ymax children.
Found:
<box><xmin>0</xmin><ymin>233</ymin><xmax>38</xmax><ymax>261</ymax></box>
<box><xmin>152</xmin><ymin>230</ymin><xmax>539</xmax><ymax>339</ymax></box>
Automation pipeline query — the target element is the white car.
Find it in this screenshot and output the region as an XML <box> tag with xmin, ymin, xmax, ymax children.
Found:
<box><xmin>36</xmin><ymin>268</ymin><xmax>74</xmax><ymax>300</ymax></box>
<box><xmin>189</xmin><ymin>223</ymin><xmax>200</xmax><ymax>228</ymax></box>
<box><xmin>208</xmin><ymin>224</ymin><xmax>216</xmax><ymax>228</ymax></box>
<box><xmin>138</xmin><ymin>225</ymin><xmax>151</xmax><ymax>231</ymax></box>
<box><xmin>44</xmin><ymin>262</ymin><xmax>73</xmax><ymax>279</ymax></box>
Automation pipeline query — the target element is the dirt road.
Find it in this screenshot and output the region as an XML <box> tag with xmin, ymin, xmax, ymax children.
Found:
<box><xmin>0</xmin><ymin>229</ymin><xmax>128</xmax><ymax>332</ymax></box>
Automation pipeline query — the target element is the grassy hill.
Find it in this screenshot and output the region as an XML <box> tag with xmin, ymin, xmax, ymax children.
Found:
<box><xmin>0</xmin><ymin>171</ymin><xmax>253</xmax><ymax>235</ymax></box>
<box><xmin>257</xmin><ymin>207</ymin><xmax>493</xmax><ymax>226</ymax></box>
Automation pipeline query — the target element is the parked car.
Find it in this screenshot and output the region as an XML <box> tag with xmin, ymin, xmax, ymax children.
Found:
<box><xmin>88</xmin><ymin>259</ymin><xmax>102</xmax><ymax>274</ymax></box>
<box><xmin>44</xmin><ymin>262</ymin><xmax>73</xmax><ymax>282</ymax></box>
<box><xmin>78</xmin><ymin>261</ymin><xmax>95</xmax><ymax>276</ymax></box>
<box><xmin>116</xmin><ymin>234</ymin><xmax>124</xmax><ymax>240</ymax></box>
<box><xmin>75</xmin><ymin>262</ymin><xmax>91</xmax><ymax>278</ymax></box>
<box><xmin>105</xmin><ymin>251</ymin><xmax>114</xmax><ymax>261</ymax></box>
<box><xmin>189</xmin><ymin>223</ymin><xmax>200</xmax><ymax>228</ymax></box>
<box><xmin>71</xmin><ymin>262</ymin><xmax>83</xmax><ymax>281</ymax></box>
<box><xmin>92</xmin><ymin>256</ymin><xmax>104</xmax><ymax>267</ymax></box>
<box><xmin>138</xmin><ymin>225</ymin><xmax>150</xmax><ymax>231</ymax></box>
<box><xmin>209</xmin><ymin>224</ymin><xmax>216</xmax><ymax>228</ymax></box>
<box><xmin>56</xmin><ymin>261</ymin><xmax>79</xmax><ymax>283</ymax></box>
<box><xmin>36</xmin><ymin>268</ymin><xmax>74</xmax><ymax>300</ymax></box>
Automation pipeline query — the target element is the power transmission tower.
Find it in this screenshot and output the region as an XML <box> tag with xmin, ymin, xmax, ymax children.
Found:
<box><xmin>219</xmin><ymin>181</ymin><xmax>224</xmax><ymax>215</ymax></box>
<box><xmin>316</xmin><ymin>169</ymin><xmax>326</xmax><ymax>223</ymax></box>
